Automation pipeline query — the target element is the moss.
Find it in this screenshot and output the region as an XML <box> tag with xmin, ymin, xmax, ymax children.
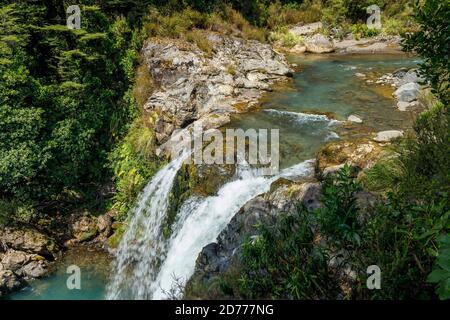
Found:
<box><xmin>78</xmin><ymin>228</ymin><xmax>98</xmax><ymax>242</ymax></box>
<box><xmin>164</xmin><ymin>164</ymin><xmax>193</xmax><ymax>238</ymax></box>
<box><xmin>108</xmin><ymin>222</ymin><xmax>126</xmax><ymax>248</ymax></box>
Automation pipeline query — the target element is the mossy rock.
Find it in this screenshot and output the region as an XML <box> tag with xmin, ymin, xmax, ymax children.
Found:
<box><xmin>108</xmin><ymin>224</ymin><xmax>126</xmax><ymax>249</ymax></box>
<box><xmin>316</xmin><ymin>138</ymin><xmax>384</xmax><ymax>179</ymax></box>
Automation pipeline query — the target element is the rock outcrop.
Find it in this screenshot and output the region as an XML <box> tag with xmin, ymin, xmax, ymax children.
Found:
<box><xmin>334</xmin><ymin>35</ymin><xmax>402</xmax><ymax>54</ymax></box>
<box><xmin>0</xmin><ymin>227</ymin><xmax>58</xmax><ymax>297</ymax></box>
<box><xmin>0</xmin><ymin>227</ymin><xmax>58</xmax><ymax>259</ymax></box>
<box><xmin>186</xmin><ymin>178</ymin><xmax>321</xmax><ymax>290</ymax></box>
<box><xmin>141</xmin><ymin>33</ymin><xmax>293</xmax><ymax>155</ymax></box>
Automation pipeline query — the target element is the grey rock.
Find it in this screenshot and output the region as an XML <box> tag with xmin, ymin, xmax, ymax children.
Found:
<box><xmin>0</xmin><ymin>227</ymin><xmax>58</xmax><ymax>258</ymax></box>
<box><xmin>289</xmin><ymin>22</ymin><xmax>322</xmax><ymax>36</ymax></box>
<box><xmin>347</xmin><ymin>115</ymin><xmax>363</xmax><ymax>123</ymax></box>
<box><xmin>21</xmin><ymin>260</ymin><xmax>47</xmax><ymax>278</ymax></box>
<box><xmin>1</xmin><ymin>249</ymin><xmax>30</xmax><ymax>272</ymax></box>
<box><xmin>394</xmin><ymin>82</ymin><xmax>420</xmax><ymax>102</ymax></box>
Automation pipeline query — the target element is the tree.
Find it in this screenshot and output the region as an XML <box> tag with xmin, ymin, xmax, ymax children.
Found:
<box><xmin>403</xmin><ymin>0</ymin><xmax>450</xmax><ymax>105</ymax></box>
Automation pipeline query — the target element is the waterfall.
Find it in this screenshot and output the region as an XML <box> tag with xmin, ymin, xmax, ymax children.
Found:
<box><xmin>106</xmin><ymin>155</ymin><xmax>314</xmax><ymax>300</ymax></box>
<box><xmin>106</xmin><ymin>154</ymin><xmax>188</xmax><ymax>300</ymax></box>
<box><xmin>149</xmin><ymin>160</ymin><xmax>315</xmax><ymax>299</ymax></box>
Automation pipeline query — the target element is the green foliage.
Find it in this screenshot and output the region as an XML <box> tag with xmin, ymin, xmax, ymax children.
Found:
<box><xmin>0</xmin><ymin>1</ymin><xmax>146</xmax><ymax>219</ymax></box>
<box><xmin>351</xmin><ymin>23</ymin><xmax>380</xmax><ymax>39</ymax></box>
<box><xmin>109</xmin><ymin>117</ymin><xmax>160</xmax><ymax>220</ymax></box>
<box><xmin>265</xmin><ymin>0</ymin><xmax>323</xmax><ymax>29</ymax></box>
<box><xmin>319</xmin><ymin>164</ymin><xmax>362</xmax><ymax>246</ymax></box>
<box><xmin>428</xmin><ymin>234</ymin><xmax>450</xmax><ymax>300</ymax></box>
<box><xmin>237</xmin><ymin>207</ymin><xmax>337</xmax><ymax>299</ymax></box>
<box><xmin>268</xmin><ymin>27</ymin><xmax>304</xmax><ymax>48</ymax></box>
<box><xmin>353</xmin><ymin>193</ymin><xmax>448</xmax><ymax>299</ymax></box>
<box><xmin>403</xmin><ymin>0</ymin><xmax>450</xmax><ymax>104</ymax></box>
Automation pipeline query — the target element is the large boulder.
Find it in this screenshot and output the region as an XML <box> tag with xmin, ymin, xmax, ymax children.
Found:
<box><xmin>0</xmin><ymin>227</ymin><xmax>58</xmax><ymax>258</ymax></box>
<box><xmin>394</xmin><ymin>82</ymin><xmax>420</xmax><ymax>102</ymax></box>
<box><xmin>397</xmin><ymin>69</ymin><xmax>424</xmax><ymax>87</ymax></box>
<box><xmin>1</xmin><ymin>249</ymin><xmax>30</xmax><ymax>272</ymax></box>
<box><xmin>304</xmin><ymin>34</ymin><xmax>335</xmax><ymax>53</ymax></box>
<box><xmin>0</xmin><ymin>249</ymin><xmax>48</xmax><ymax>278</ymax></box>
<box><xmin>21</xmin><ymin>260</ymin><xmax>47</xmax><ymax>278</ymax></box>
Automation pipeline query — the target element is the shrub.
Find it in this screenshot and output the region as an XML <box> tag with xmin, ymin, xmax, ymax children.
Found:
<box><xmin>268</xmin><ymin>28</ymin><xmax>304</xmax><ymax>48</ymax></box>
<box><xmin>428</xmin><ymin>234</ymin><xmax>450</xmax><ymax>300</ymax></box>
<box><xmin>237</xmin><ymin>207</ymin><xmax>338</xmax><ymax>299</ymax></box>
<box><xmin>186</xmin><ymin>29</ymin><xmax>213</xmax><ymax>56</ymax></box>
<box><xmin>319</xmin><ymin>164</ymin><xmax>362</xmax><ymax>247</ymax></box>
<box><xmin>266</xmin><ymin>0</ymin><xmax>323</xmax><ymax>29</ymax></box>
<box><xmin>351</xmin><ymin>23</ymin><xmax>380</xmax><ymax>39</ymax></box>
<box><xmin>403</xmin><ymin>0</ymin><xmax>450</xmax><ymax>104</ymax></box>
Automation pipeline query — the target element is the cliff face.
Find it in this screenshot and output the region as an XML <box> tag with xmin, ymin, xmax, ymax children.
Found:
<box><xmin>141</xmin><ymin>33</ymin><xmax>293</xmax><ymax>156</ymax></box>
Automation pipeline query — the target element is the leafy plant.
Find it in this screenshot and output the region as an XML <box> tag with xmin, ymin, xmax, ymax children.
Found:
<box><xmin>319</xmin><ymin>164</ymin><xmax>362</xmax><ymax>246</ymax></box>
<box><xmin>428</xmin><ymin>234</ymin><xmax>450</xmax><ymax>300</ymax></box>
<box><xmin>237</xmin><ymin>207</ymin><xmax>337</xmax><ymax>299</ymax></box>
<box><xmin>403</xmin><ymin>0</ymin><xmax>450</xmax><ymax>104</ymax></box>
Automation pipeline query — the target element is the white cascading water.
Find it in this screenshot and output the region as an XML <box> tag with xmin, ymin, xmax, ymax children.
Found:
<box><xmin>264</xmin><ymin>109</ymin><xmax>330</xmax><ymax>123</ymax></box>
<box><xmin>106</xmin><ymin>154</ymin><xmax>189</xmax><ymax>300</ymax></box>
<box><xmin>107</xmin><ymin>155</ymin><xmax>314</xmax><ymax>299</ymax></box>
<box><xmin>151</xmin><ymin>160</ymin><xmax>315</xmax><ymax>299</ymax></box>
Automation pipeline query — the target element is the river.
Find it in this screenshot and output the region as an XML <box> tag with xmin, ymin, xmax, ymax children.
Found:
<box><xmin>7</xmin><ymin>53</ymin><xmax>419</xmax><ymax>300</ymax></box>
